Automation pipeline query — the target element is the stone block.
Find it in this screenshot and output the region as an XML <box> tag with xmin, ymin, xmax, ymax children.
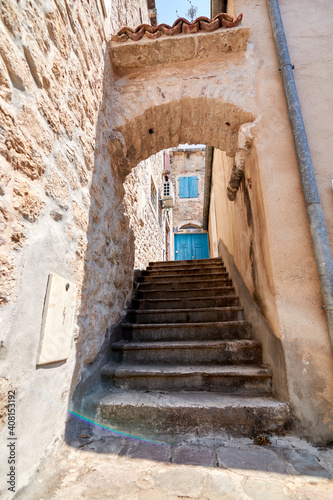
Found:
<box><xmin>45</xmin><ymin>168</ymin><xmax>70</xmax><ymax>210</ymax></box>
<box><xmin>11</xmin><ymin>222</ymin><xmax>26</xmax><ymax>250</ymax></box>
<box><xmin>67</xmin><ymin>90</ymin><xmax>85</xmax><ymax>129</ymax></box>
<box><xmin>59</xmin><ymin>106</ymin><xmax>75</xmax><ymax>140</ymax></box>
<box><xmin>271</xmin><ymin>446</ymin><xmax>330</xmax><ymax>477</ymax></box>
<box><xmin>23</xmin><ymin>32</ymin><xmax>53</xmax><ymax>90</ymax></box>
<box><xmin>45</xmin><ymin>9</ymin><xmax>70</xmax><ymax>60</ymax></box>
<box><xmin>0</xmin><ymin>56</ymin><xmax>12</xmax><ymax>102</ymax></box>
<box><xmin>0</xmin><ymin>253</ymin><xmax>15</xmax><ymax>304</ymax></box>
<box><xmin>216</xmin><ymin>446</ymin><xmax>288</xmax><ymax>475</ymax></box>
<box><xmin>55</xmin><ymin>151</ymin><xmax>79</xmax><ymax>190</ymax></box>
<box><xmin>151</xmin><ymin>466</ymin><xmax>206</xmax><ymax>497</ymax></box>
<box><xmin>13</xmin><ymin>178</ymin><xmax>44</xmax><ymax>222</ymax></box>
<box><xmin>0</xmin><ymin>24</ymin><xmax>32</xmax><ymax>90</ymax></box>
<box><xmin>37</xmin><ymin>93</ymin><xmax>61</xmax><ymax>135</ymax></box>
<box><xmin>172</xmin><ymin>444</ymin><xmax>215</xmax><ymax>466</ymax></box>
<box><xmin>241</xmin><ymin>478</ymin><xmax>286</xmax><ymax>500</ymax></box>
<box><xmin>23</xmin><ymin>2</ymin><xmax>50</xmax><ymax>54</ymax></box>
<box><xmin>76</xmin><ymin>158</ymin><xmax>90</xmax><ymax>186</ymax></box>
<box><xmin>205</xmin><ymin>469</ymin><xmax>239</xmax><ymax>500</ymax></box>
<box><xmin>91</xmin><ymin>179</ymin><xmax>104</xmax><ymax>209</ymax></box>
<box><xmin>72</xmin><ymin>200</ymin><xmax>88</xmax><ymax>232</ymax></box>
<box><xmin>0</xmin><ymin>0</ymin><xmax>21</xmax><ymax>37</ymax></box>
<box><xmin>110</xmin><ymin>27</ymin><xmax>250</xmax><ymax>75</ymax></box>
<box><xmin>128</xmin><ymin>440</ymin><xmax>172</xmax><ymax>463</ymax></box>
<box><xmin>19</xmin><ymin>104</ymin><xmax>54</xmax><ymax>155</ymax></box>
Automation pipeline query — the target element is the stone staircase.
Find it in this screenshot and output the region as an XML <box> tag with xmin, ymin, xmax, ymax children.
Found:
<box><xmin>92</xmin><ymin>258</ymin><xmax>291</xmax><ymax>438</ymax></box>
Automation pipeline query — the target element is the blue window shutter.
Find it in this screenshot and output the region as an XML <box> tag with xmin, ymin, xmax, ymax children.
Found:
<box><xmin>189</xmin><ymin>176</ymin><xmax>198</xmax><ymax>198</ymax></box>
<box><xmin>179</xmin><ymin>177</ymin><xmax>187</xmax><ymax>198</ymax></box>
<box><xmin>179</xmin><ymin>177</ymin><xmax>198</xmax><ymax>198</ymax></box>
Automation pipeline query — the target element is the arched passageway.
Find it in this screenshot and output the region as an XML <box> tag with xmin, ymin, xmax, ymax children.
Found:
<box><xmin>108</xmin><ymin>25</ymin><xmax>256</xmax><ymax>179</ymax></box>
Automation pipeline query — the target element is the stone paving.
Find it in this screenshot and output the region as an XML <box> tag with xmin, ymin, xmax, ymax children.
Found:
<box><xmin>20</xmin><ymin>421</ymin><xmax>333</xmax><ymax>500</ymax></box>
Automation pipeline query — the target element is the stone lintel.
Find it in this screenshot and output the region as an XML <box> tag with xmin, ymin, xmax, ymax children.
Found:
<box><xmin>110</xmin><ymin>27</ymin><xmax>250</xmax><ymax>75</ymax></box>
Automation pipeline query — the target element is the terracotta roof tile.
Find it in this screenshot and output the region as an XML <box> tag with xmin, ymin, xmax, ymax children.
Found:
<box><xmin>111</xmin><ymin>13</ymin><xmax>243</xmax><ymax>43</ymax></box>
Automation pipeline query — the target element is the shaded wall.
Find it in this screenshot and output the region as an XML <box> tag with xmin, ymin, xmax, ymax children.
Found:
<box><xmin>0</xmin><ymin>0</ymin><xmax>152</xmax><ymax>494</ymax></box>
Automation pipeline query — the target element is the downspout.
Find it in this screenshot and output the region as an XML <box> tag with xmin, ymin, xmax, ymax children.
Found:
<box><xmin>267</xmin><ymin>0</ymin><xmax>333</xmax><ymax>344</ymax></box>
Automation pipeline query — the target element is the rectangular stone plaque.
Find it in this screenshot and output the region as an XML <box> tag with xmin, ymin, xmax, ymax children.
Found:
<box><xmin>36</xmin><ymin>274</ymin><xmax>76</xmax><ymax>366</ymax></box>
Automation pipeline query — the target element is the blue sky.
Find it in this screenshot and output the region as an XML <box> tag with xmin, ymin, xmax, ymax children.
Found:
<box><xmin>155</xmin><ymin>0</ymin><xmax>210</xmax><ymax>26</ymax></box>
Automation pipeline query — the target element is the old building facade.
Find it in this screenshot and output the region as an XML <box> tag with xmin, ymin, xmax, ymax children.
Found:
<box><xmin>169</xmin><ymin>145</ymin><xmax>208</xmax><ymax>260</ymax></box>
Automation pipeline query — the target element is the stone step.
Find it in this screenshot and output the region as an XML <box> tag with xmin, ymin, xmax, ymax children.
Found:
<box><xmin>137</xmin><ymin>278</ymin><xmax>233</xmax><ymax>291</ymax></box>
<box><xmin>148</xmin><ymin>258</ymin><xmax>223</xmax><ymax>269</ymax></box>
<box><xmin>101</xmin><ymin>363</ymin><xmax>272</xmax><ymax>393</ymax></box>
<box><xmin>127</xmin><ymin>306</ymin><xmax>244</xmax><ymax>324</ymax></box>
<box><xmin>122</xmin><ymin>320</ymin><xmax>252</xmax><ymax>341</ymax></box>
<box><xmin>132</xmin><ymin>295</ymin><xmax>240</xmax><ymax>310</ymax></box>
<box><xmin>111</xmin><ymin>339</ymin><xmax>262</xmax><ymax>365</ymax></box>
<box><xmin>145</xmin><ymin>265</ymin><xmax>227</xmax><ymax>276</ymax></box>
<box><xmin>96</xmin><ymin>390</ymin><xmax>292</xmax><ymax>437</ymax></box>
<box><xmin>138</xmin><ymin>272</ymin><xmax>229</xmax><ymax>283</ymax></box>
<box><xmin>134</xmin><ymin>286</ymin><xmax>236</xmax><ymax>300</ymax></box>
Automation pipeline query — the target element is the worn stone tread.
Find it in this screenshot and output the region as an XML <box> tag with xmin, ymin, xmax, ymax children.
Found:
<box><xmin>91</xmin><ymin>389</ymin><xmax>291</xmax><ymax>437</ymax></box>
<box><xmin>102</xmin><ymin>362</ymin><xmax>272</xmax><ymax>378</ymax></box>
<box><xmin>98</xmin><ymin>389</ymin><xmax>287</xmax><ymax>409</ymax></box>
<box><xmin>149</xmin><ymin>258</ymin><xmax>222</xmax><ymax>267</ymax></box>
<box><xmin>145</xmin><ymin>265</ymin><xmax>226</xmax><ymax>274</ymax></box>
<box><xmin>128</xmin><ymin>306</ymin><xmax>243</xmax><ymax>314</ymax></box>
<box><xmin>135</xmin><ymin>286</ymin><xmax>235</xmax><ymax>293</ymax></box>
<box><xmin>133</xmin><ymin>295</ymin><xmax>240</xmax><ymax>308</ymax></box>
<box><xmin>139</xmin><ymin>272</ymin><xmax>229</xmax><ymax>281</ymax></box>
<box><xmin>112</xmin><ymin>339</ymin><xmax>260</xmax><ymax>350</ymax></box>
<box><xmin>137</xmin><ymin>278</ymin><xmax>233</xmax><ymax>287</ymax></box>
<box><xmin>136</xmin><ymin>295</ymin><xmax>239</xmax><ymax>301</ymax></box>
<box><xmin>122</xmin><ymin>320</ymin><xmax>250</xmax><ymax>329</ymax></box>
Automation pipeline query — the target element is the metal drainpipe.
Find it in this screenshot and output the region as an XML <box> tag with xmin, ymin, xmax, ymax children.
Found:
<box><xmin>267</xmin><ymin>0</ymin><xmax>333</xmax><ymax>344</ymax></box>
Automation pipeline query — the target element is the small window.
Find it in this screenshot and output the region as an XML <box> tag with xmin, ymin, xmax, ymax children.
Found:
<box><xmin>179</xmin><ymin>176</ymin><xmax>198</xmax><ymax>198</ymax></box>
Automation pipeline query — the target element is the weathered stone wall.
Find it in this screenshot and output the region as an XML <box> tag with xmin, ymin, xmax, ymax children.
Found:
<box><xmin>208</xmin><ymin>0</ymin><xmax>333</xmax><ymax>442</ymax></box>
<box><xmin>0</xmin><ymin>0</ymin><xmax>154</xmax><ymax>493</ymax></box>
<box><xmin>124</xmin><ymin>151</ymin><xmax>167</xmax><ymax>269</ymax></box>
<box><xmin>170</xmin><ymin>147</ymin><xmax>206</xmax><ymax>231</ymax></box>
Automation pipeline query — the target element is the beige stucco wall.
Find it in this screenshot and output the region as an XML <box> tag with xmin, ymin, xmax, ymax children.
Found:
<box><xmin>0</xmin><ymin>0</ymin><xmax>159</xmax><ymax>494</ymax></box>
<box><xmin>208</xmin><ymin>0</ymin><xmax>333</xmax><ymax>441</ymax></box>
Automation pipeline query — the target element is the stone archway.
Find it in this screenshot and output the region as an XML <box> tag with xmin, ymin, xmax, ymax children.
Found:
<box><xmin>107</xmin><ymin>25</ymin><xmax>256</xmax><ymax>180</ymax></box>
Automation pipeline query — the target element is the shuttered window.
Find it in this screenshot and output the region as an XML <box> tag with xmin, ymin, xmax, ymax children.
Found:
<box><xmin>179</xmin><ymin>176</ymin><xmax>198</xmax><ymax>198</ymax></box>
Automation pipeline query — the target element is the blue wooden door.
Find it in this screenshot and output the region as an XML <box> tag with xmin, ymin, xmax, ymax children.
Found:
<box><xmin>192</xmin><ymin>233</ymin><xmax>209</xmax><ymax>260</ymax></box>
<box><xmin>175</xmin><ymin>233</ymin><xmax>209</xmax><ymax>261</ymax></box>
<box><xmin>175</xmin><ymin>234</ymin><xmax>192</xmax><ymax>260</ymax></box>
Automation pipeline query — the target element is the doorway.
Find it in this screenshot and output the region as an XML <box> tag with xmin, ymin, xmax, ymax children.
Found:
<box><xmin>174</xmin><ymin>233</ymin><xmax>209</xmax><ymax>261</ymax></box>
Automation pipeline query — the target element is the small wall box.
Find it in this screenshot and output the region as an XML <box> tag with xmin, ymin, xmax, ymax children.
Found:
<box><xmin>161</xmin><ymin>181</ymin><xmax>175</xmax><ymax>208</ymax></box>
<box><xmin>36</xmin><ymin>274</ymin><xmax>76</xmax><ymax>366</ymax></box>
